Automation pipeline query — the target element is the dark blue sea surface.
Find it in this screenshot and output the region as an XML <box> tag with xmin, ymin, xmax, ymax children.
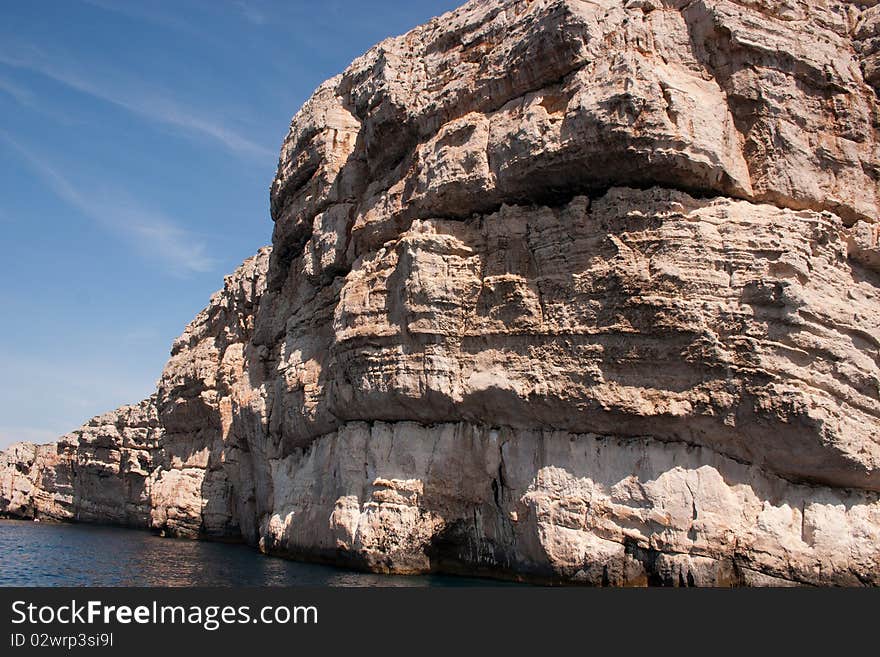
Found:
<box><xmin>0</xmin><ymin>519</ymin><xmax>506</xmax><ymax>587</ymax></box>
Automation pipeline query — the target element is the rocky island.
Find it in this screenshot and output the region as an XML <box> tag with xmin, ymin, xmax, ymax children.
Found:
<box><xmin>2</xmin><ymin>0</ymin><xmax>880</xmax><ymax>585</ymax></box>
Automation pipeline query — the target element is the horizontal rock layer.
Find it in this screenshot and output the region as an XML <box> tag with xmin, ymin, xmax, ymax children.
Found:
<box><xmin>2</xmin><ymin>0</ymin><xmax>880</xmax><ymax>585</ymax></box>
<box><xmin>262</xmin><ymin>420</ymin><xmax>880</xmax><ymax>586</ymax></box>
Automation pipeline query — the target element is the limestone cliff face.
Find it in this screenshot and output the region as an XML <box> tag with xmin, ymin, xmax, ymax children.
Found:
<box><xmin>0</xmin><ymin>249</ymin><xmax>270</xmax><ymax>537</ymax></box>
<box><xmin>0</xmin><ymin>398</ymin><xmax>161</xmax><ymax>527</ymax></box>
<box><xmin>3</xmin><ymin>0</ymin><xmax>880</xmax><ymax>585</ymax></box>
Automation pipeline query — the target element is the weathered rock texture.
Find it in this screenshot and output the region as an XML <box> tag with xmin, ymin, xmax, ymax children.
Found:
<box><xmin>3</xmin><ymin>0</ymin><xmax>880</xmax><ymax>585</ymax></box>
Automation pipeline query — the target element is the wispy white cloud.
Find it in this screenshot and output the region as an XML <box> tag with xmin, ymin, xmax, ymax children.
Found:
<box><xmin>1</xmin><ymin>133</ymin><xmax>217</xmax><ymax>275</ymax></box>
<box><xmin>0</xmin><ymin>74</ymin><xmax>80</xmax><ymax>126</ymax></box>
<box><xmin>233</xmin><ymin>1</ymin><xmax>267</xmax><ymax>26</ymax></box>
<box><xmin>0</xmin><ymin>75</ymin><xmax>34</xmax><ymax>106</ymax></box>
<box><xmin>87</xmin><ymin>0</ymin><xmax>267</xmax><ymax>31</ymax></box>
<box><xmin>0</xmin><ymin>42</ymin><xmax>274</xmax><ymax>159</ymax></box>
<box><xmin>80</xmin><ymin>0</ymin><xmax>193</xmax><ymax>33</ymax></box>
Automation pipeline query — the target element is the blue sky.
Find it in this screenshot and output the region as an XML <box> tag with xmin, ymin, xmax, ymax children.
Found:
<box><xmin>0</xmin><ymin>0</ymin><xmax>461</xmax><ymax>449</ymax></box>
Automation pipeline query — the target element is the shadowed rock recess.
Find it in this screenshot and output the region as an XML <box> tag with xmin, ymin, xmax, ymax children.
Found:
<box><xmin>3</xmin><ymin>0</ymin><xmax>880</xmax><ymax>586</ymax></box>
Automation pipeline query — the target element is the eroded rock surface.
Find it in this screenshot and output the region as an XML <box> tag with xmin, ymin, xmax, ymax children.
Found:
<box><xmin>2</xmin><ymin>0</ymin><xmax>880</xmax><ymax>585</ymax></box>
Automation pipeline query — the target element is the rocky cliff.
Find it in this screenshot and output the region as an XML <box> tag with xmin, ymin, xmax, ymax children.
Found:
<box><xmin>3</xmin><ymin>0</ymin><xmax>880</xmax><ymax>585</ymax></box>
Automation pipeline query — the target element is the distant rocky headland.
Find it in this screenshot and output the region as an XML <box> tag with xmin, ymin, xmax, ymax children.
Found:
<box><xmin>3</xmin><ymin>0</ymin><xmax>880</xmax><ymax>585</ymax></box>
